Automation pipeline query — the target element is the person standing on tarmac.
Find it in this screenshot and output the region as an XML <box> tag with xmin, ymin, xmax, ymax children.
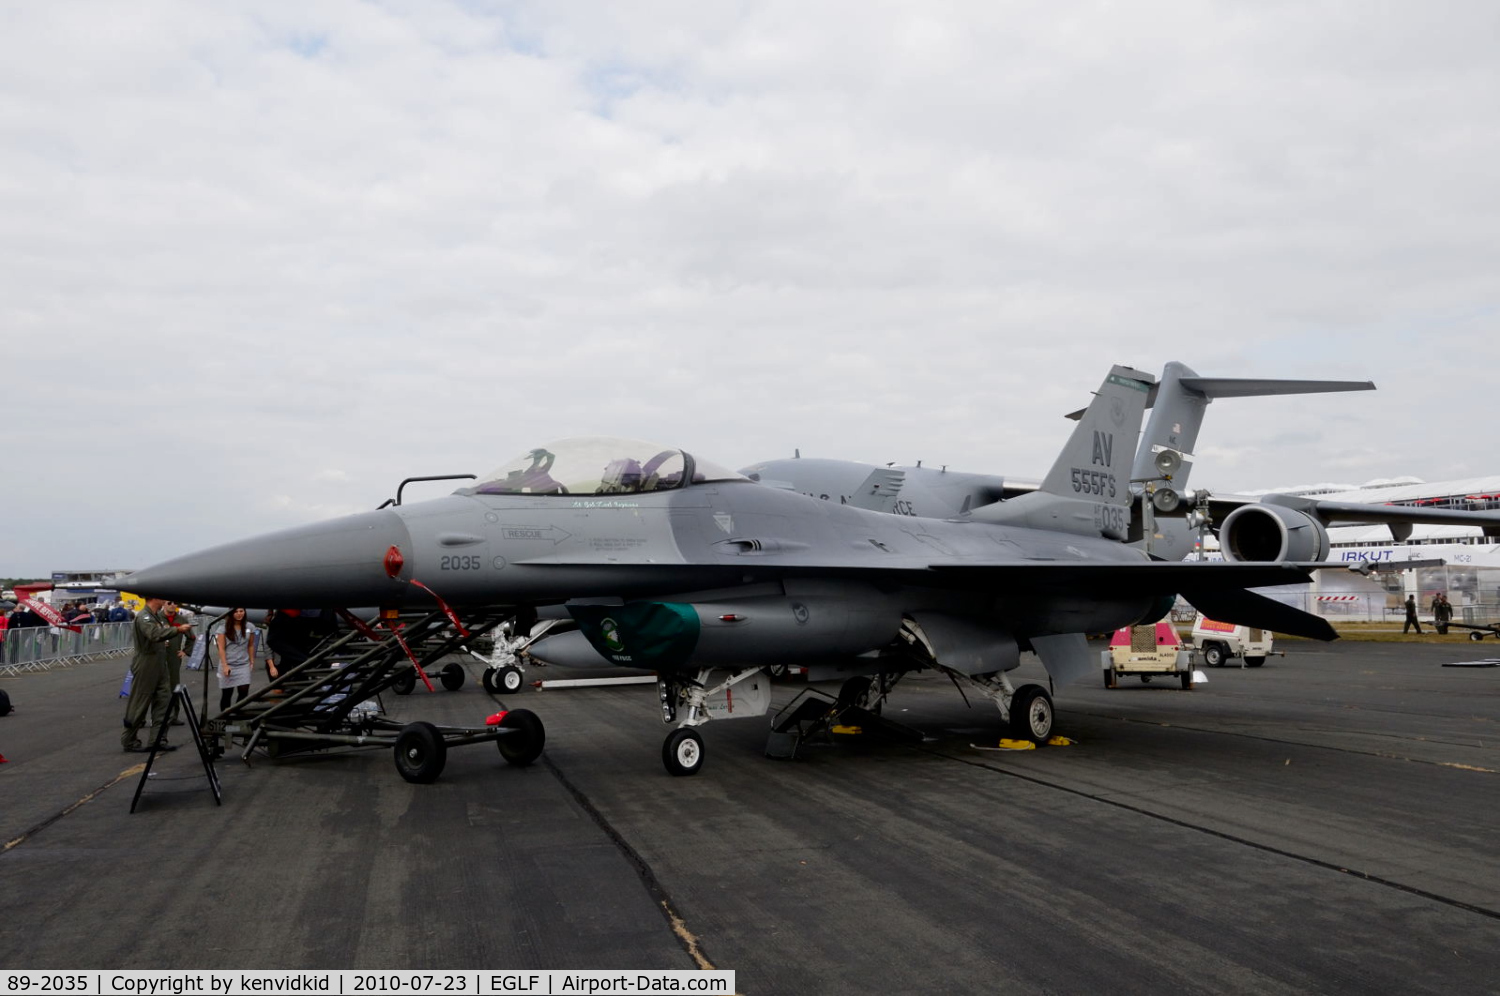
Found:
<box><xmin>164</xmin><ymin>603</ymin><xmax>195</xmax><ymax>724</ymax></box>
<box><xmin>1402</xmin><ymin>594</ymin><xmax>1423</xmax><ymax>635</ymax></box>
<box><xmin>121</xmin><ymin>597</ymin><xmax>193</xmax><ymax>752</ymax></box>
<box><xmin>1434</xmin><ymin>593</ymin><xmax>1454</xmax><ymax>635</ymax></box>
<box><xmin>215</xmin><ymin>608</ymin><xmax>257</xmax><ymax>711</ymax></box>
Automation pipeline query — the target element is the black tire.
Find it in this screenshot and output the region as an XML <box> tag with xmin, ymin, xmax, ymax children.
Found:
<box><xmin>1103</xmin><ymin>667</ymin><xmax>1116</xmax><ymax>689</ymax></box>
<box><xmin>1009</xmin><ymin>684</ymin><xmax>1054</xmax><ymax>744</ymax></box>
<box><xmin>1244</xmin><ymin>656</ymin><xmax>1266</xmax><ymax>668</ymax></box>
<box><xmin>836</xmin><ymin>676</ymin><xmax>871</xmax><ymax>710</ymax></box>
<box><xmin>481</xmin><ymin>668</ymin><xmax>499</xmax><ymax>693</ymax></box>
<box><xmin>440</xmin><ymin>662</ymin><xmax>465</xmax><ymax>691</ymax></box>
<box><xmin>392</xmin><ymin>671</ymin><xmax>416</xmax><ymax>696</ymax></box>
<box><xmin>393</xmin><ymin>721</ymin><xmax>447</xmax><ymax>784</ymax></box>
<box><xmin>1180</xmin><ymin>671</ymin><xmax>1193</xmax><ymax>690</ymax></box>
<box><xmin>1203</xmin><ymin>643</ymin><xmax>1225</xmax><ymax>668</ymax></box>
<box><xmin>1470</xmin><ymin>632</ymin><xmax>1484</xmax><ymax>642</ymax></box>
<box><xmin>498</xmin><ymin>665</ymin><xmax>524</xmax><ymax>694</ymax></box>
<box><xmin>495</xmin><ymin>708</ymin><xmax>545</xmax><ymax>766</ymax></box>
<box><xmin>0</xmin><ymin>688</ymin><xmax>11</xmax><ymax>717</ymax></box>
<box><xmin>662</xmin><ymin>728</ymin><xmax>705</xmax><ymax>776</ymax></box>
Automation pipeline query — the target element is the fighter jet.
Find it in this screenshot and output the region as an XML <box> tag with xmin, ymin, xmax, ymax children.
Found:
<box><xmin>116</xmin><ymin>364</ymin><xmax>1337</xmax><ymax>776</ymax></box>
<box><xmin>742</xmin><ymin>362</ymin><xmax>1500</xmax><ymax>561</ymax></box>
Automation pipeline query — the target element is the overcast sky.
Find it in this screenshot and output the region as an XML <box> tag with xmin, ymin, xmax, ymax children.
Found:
<box><xmin>3</xmin><ymin>1</ymin><xmax>1497</xmax><ymax>578</ymax></box>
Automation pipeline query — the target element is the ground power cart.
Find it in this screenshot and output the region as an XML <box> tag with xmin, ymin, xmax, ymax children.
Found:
<box><xmin>1102</xmin><ymin>622</ymin><xmax>1196</xmax><ymax>689</ymax></box>
<box><xmin>1191</xmin><ymin>614</ymin><xmax>1279</xmax><ymax>667</ymax></box>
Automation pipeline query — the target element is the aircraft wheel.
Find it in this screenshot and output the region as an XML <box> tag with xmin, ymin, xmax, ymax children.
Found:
<box><xmin>1009</xmin><ymin>684</ymin><xmax>1054</xmax><ymax>744</ymax></box>
<box><xmin>1203</xmin><ymin>644</ymin><xmax>1225</xmax><ymax>668</ymax></box>
<box><xmin>662</xmin><ymin>728</ymin><xmax>705</xmax><ymax>777</ymax></box>
<box><xmin>440</xmin><ymin>662</ymin><xmax>465</xmax><ymax>691</ymax></box>
<box><xmin>1180</xmin><ymin>672</ymin><xmax>1193</xmax><ymax>690</ymax></box>
<box><xmin>481</xmin><ymin>668</ymin><xmax>499</xmax><ymax>693</ymax></box>
<box><xmin>496</xmin><ymin>665</ymin><xmax>524</xmax><ymax>693</ymax></box>
<box><xmin>767</xmin><ymin>663</ymin><xmax>789</xmax><ymax>680</ymax></box>
<box><xmin>1141</xmin><ymin>675</ymin><xmax>1152</xmax><ymax>684</ymax></box>
<box><xmin>1244</xmin><ymin>656</ymin><xmax>1266</xmax><ymax>668</ymax></box>
<box><xmin>836</xmin><ymin>676</ymin><xmax>871</xmax><ymax>710</ymax></box>
<box><xmin>1102</xmin><ymin>667</ymin><xmax>1116</xmax><ymax>689</ymax></box>
<box><xmin>0</xmin><ymin>688</ymin><xmax>11</xmax><ymax>716</ymax></box>
<box><xmin>394</xmin><ymin>722</ymin><xmax>447</xmax><ymax>784</ymax></box>
<box><xmin>392</xmin><ymin>671</ymin><xmax>416</xmax><ymax>696</ymax></box>
<box><xmin>1470</xmin><ymin>632</ymin><xmax>1484</xmax><ymax>642</ymax></box>
<box><xmin>496</xmin><ymin>708</ymin><xmax>545</xmax><ymax>766</ymax></box>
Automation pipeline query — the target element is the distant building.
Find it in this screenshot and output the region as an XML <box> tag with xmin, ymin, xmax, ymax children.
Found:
<box><xmin>48</xmin><ymin>569</ymin><xmax>133</xmax><ymax>606</ymax></box>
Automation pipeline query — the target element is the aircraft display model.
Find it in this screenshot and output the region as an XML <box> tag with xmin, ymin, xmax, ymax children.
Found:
<box><xmin>742</xmin><ymin>362</ymin><xmax>1500</xmax><ymax>562</ymax></box>
<box><xmin>116</xmin><ymin>364</ymin><xmax>1342</xmax><ymax>776</ymax></box>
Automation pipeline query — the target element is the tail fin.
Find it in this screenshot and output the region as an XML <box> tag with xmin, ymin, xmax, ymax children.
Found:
<box><xmin>1131</xmin><ymin>362</ymin><xmax>1375</xmax><ymax>493</ymax></box>
<box><xmin>972</xmin><ymin>364</ymin><xmax>1154</xmax><ymax>539</ymax></box>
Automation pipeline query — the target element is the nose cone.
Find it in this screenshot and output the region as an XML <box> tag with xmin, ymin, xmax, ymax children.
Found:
<box><xmin>115</xmin><ymin>509</ymin><xmax>413</xmax><ymax>608</ymax></box>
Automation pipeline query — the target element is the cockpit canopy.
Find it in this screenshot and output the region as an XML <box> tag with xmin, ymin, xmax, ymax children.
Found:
<box><xmin>466</xmin><ymin>437</ymin><xmax>747</xmax><ymax>497</ymax></box>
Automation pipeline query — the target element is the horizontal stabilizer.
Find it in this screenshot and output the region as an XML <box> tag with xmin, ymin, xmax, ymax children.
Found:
<box><xmin>1183</xmin><ymin>587</ymin><xmax>1338</xmax><ymax>641</ymax></box>
<box><xmin>1175</xmin><ymin>377</ymin><xmax>1375</xmax><ymax>400</ymax></box>
<box><xmin>1176</xmin><ymin>375</ymin><xmax>1374</xmax><ymax>399</ymax></box>
<box><xmin>846</xmin><ymin>466</ymin><xmax>906</xmax><ymax>514</ymax></box>
<box><xmin>1066</xmin><ymin>376</ymin><xmax>1375</xmax><ymax>420</ymax></box>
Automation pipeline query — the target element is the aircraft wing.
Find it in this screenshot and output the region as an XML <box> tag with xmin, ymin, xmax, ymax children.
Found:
<box><xmin>524</xmin><ymin>557</ymin><xmax>1333</xmax><ymax>639</ymax></box>
<box><xmin>923</xmin><ymin>560</ymin><xmax>1313</xmax><ymax>592</ymax></box>
<box><xmin>1192</xmin><ymin>492</ymin><xmax>1500</xmax><ymax>541</ymax></box>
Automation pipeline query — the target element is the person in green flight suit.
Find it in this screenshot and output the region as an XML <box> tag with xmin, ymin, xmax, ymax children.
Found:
<box><xmin>163</xmin><ymin>603</ymin><xmax>196</xmax><ymax>725</ymax></box>
<box><xmin>120</xmin><ymin>596</ymin><xmax>193</xmax><ymax>752</ymax></box>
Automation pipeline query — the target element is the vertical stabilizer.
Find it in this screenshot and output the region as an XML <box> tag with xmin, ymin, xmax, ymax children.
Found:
<box><xmin>972</xmin><ymin>364</ymin><xmax>1153</xmax><ymax>539</ymax></box>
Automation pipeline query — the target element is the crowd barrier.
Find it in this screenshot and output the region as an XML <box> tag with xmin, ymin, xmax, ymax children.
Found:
<box><xmin>1</xmin><ymin>621</ymin><xmax>138</xmax><ymax>675</ymax></box>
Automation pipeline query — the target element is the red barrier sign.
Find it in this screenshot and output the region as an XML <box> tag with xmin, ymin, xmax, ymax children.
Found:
<box><xmin>21</xmin><ymin>599</ymin><xmax>82</xmax><ymax>634</ymax></box>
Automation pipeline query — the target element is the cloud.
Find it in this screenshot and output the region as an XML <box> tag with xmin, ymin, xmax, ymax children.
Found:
<box><xmin>2</xmin><ymin>0</ymin><xmax>1497</xmax><ymax>574</ymax></box>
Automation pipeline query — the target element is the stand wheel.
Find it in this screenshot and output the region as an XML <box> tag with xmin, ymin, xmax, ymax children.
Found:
<box><xmin>394</xmin><ymin>721</ymin><xmax>447</xmax><ymax>783</ymax></box>
<box><xmin>392</xmin><ymin>671</ymin><xmax>416</xmax><ymax>696</ymax></box>
<box><xmin>1203</xmin><ymin>643</ymin><xmax>1225</xmax><ymax>668</ymax></box>
<box><xmin>1103</xmin><ymin>667</ymin><xmax>1116</xmax><ymax>689</ymax></box>
<box><xmin>440</xmin><ymin>662</ymin><xmax>465</xmax><ymax>691</ymax></box>
<box><xmin>663</xmin><ymin>728</ymin><xmax>705</xmax><ymax>776</ymax></box>
<box><xmin>0</xmin><ymin>688</ymin><xmax>11</xmax><ymax>716</ymax></box>
<box><xmin>1244</xmin><ymin>656</ymin><xmax>1266</xmax><ymax>668</ymax></box>
<box><xmin>1009</xmin><ymin>684</ymin><xmax>1054</xmax><ymax>744</ymax></box>
<box><xmin>1470</xmin><ymin>632</ymin><xmax>1485</xmax><ymax>642</ymax></box>
<box><xmin>1180</xmin><ymin>672</ymin><xmax>1193</xmax><ymax>690</ymax></box>
<box><xmin>496</xmin><ymin>708</ymin><xmax>545</xmax><ymax>766</ymax></box>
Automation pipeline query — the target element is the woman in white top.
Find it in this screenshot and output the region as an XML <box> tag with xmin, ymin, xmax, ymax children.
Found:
<box><xmin>216</xmin><ymin>608</ymin><xmax>257</xmax><ymax>711</ymax></box>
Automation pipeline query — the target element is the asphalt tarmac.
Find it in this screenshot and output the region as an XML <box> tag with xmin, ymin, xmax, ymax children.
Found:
<box><xmin>2</xmin><ymin>641</ymin><xmax>1499</xmax><ymax>994</ymax></box>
